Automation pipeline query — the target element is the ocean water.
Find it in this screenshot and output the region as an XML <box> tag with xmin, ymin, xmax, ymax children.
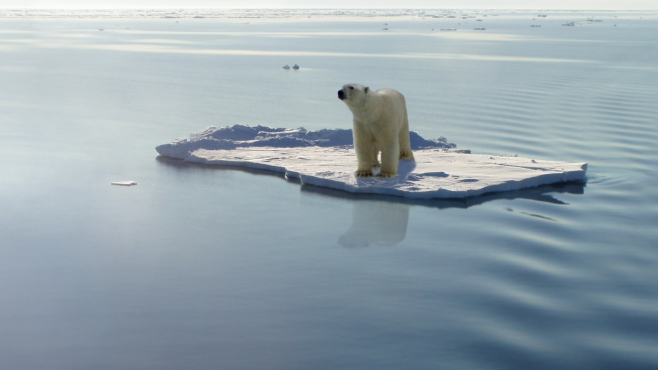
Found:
<box><xmin>1</xmin><ymin>13</ymin><xmax>657</xmax><ymax>369</ymax></box>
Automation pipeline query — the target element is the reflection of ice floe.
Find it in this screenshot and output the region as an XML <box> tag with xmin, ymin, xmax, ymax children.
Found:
<box><xmin>155</xmin><ymin>125</ymin><xmax>587</xmax><ymax>199</ymax></box>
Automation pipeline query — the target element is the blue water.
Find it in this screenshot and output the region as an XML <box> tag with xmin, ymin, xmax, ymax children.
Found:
<box><xmin>1</xmin><ymin>13</ymin><xmax>657</xmax><ymax>369</ymax></box>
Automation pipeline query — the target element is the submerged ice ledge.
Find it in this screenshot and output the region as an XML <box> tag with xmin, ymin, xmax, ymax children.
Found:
<box><xmin>156</xmin><ymin>125</ymin><xmax>587</xmax><ymax>199</ymax></box>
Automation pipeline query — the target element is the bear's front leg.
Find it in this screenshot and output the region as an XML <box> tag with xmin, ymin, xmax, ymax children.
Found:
<box><xmin>378</xmin><ymin>140</ymin><xmax>400</xmax><ymax>177</ymax></box>
<box><xmin>372</xmin><ymin>146</ymin><xmax>380</xmax><ymax>169</ymax></box>
<box><xmin>355</xmin><ymin>143</ymin><xmax>375</xmax><ymax>177</ymax></box>
<box><xmin>353</xmin><ymin>123</ymin><xmax>376</xmax><ymax>177</ymax></box>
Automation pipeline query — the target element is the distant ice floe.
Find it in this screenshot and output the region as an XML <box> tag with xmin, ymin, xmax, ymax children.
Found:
<box><xmin>156</xmin><ymin>125</ymin><xmax>586</xmax><ymax>199</ymax></box>
<box><xmin>0</xmin><ymin>9</ymin><xmax>489</xmax><ymax>20</ymax></box>
<box><xmin>111</xmin><ymin>181</ymin><xmax>137</xmax><ymax>186</ymax></box>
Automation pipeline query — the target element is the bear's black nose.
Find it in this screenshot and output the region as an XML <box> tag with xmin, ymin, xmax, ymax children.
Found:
<box><xmin>338</xmin><ymin>90</ymin><xmax>345</xmax><ymax>99</ymax></box>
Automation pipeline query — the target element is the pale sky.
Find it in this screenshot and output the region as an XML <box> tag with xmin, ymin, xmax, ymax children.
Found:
<box><xmin>2</xmin><ymin>0</ymin><xmax>657</xmax><ymax>10</ymax></box>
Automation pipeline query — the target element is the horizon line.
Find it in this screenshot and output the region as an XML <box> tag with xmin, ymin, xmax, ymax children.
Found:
<box><xmin>2</xmin><ymin>7</ymin><xmax>657</xmax><ymax>10</ymax></box>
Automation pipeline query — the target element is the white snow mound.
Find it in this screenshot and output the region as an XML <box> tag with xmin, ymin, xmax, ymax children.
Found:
<box><xmin>156</xmin><ymin>125</ymin><xmax>587</xmax><ymax>199</ymax></box>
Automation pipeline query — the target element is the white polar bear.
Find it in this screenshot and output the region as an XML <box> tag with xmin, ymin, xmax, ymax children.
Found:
<box><xmin>338</xmin><ymin>83</ymin><xmax>414</xmax><ymax>177</ymax></box>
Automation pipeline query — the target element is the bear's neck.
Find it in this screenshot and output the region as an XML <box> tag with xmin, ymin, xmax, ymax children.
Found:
<box><xmin>350</xmin><ymin>94</ymin><xmax>383</xmax><ymax>123</ymax></box>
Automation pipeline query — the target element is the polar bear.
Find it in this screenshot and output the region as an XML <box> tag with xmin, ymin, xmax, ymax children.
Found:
<box><xmin>338</xmin><ymin>83</ymin><xmax>414</xmax><ymax>177</ymax></box>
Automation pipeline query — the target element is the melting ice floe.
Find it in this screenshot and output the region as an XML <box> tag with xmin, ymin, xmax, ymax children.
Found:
<box><xmin>156</xmin><ymin>125</ymin><xmax>587</xmax><ymax>199</ymax></box>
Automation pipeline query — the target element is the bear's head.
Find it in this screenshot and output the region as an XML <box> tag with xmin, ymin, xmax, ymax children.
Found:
<box><xmin>337</xmin><ymin>84</ymin><xmax>370</xmax><ymax>107</ymax></box>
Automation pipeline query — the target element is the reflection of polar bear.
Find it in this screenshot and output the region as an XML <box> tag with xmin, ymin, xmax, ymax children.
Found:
<box><xmin>338</xmin><ymin>200</ymin><xmax>410</xmax><ymax>248</ymax></box>
<box><xmin>338</xmin><ymin>84</ymin><xmax>414</xmax><ymax>177</ymax></box>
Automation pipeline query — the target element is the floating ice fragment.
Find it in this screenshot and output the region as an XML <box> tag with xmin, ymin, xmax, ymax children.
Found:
<box><xmin>111</xmin><ymin>181</ymin><xmax>137</xmax><ymax>186</ymax></box>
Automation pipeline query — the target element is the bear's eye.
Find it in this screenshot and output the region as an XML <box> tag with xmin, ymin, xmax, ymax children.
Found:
<box><xmin>349</xmin><ymin>86</ymin><xmax>354</xmax><ymax>90</ymax></box>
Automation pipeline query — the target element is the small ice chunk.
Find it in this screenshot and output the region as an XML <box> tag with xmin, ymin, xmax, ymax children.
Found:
<box><xmin>111</xmin><ymin>181</ymin><xmax>137</xmax><ymax>186</ymax></box>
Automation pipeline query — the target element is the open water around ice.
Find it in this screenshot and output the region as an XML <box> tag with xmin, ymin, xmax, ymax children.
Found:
<box><xmin>0</xmin><ymin>12</ymin><xmax>657</xmax><ymax>369</ymax></box>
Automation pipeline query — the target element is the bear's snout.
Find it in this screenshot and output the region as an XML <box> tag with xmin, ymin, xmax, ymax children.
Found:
<box><xmin>338</xmin><ymin>90</ymin><xmax>345</xmax><ymax>100</ymax></box>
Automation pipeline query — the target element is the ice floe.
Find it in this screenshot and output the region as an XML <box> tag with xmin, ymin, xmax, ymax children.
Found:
<box><xmin>111</xmin><ymin>181</ymin><xmax>137</xmax><ymax>186</ymax></box>
<box><xmin>156</xmin><ymin>125</ymin><xmax>587</xmax><ymax>199</ymax></box>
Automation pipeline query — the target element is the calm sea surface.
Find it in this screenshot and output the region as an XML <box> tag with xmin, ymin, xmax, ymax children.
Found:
<box><xmin>1</xmin><ymin>13</ymin><xmax>657</xmax><ymax>369</ymax></box>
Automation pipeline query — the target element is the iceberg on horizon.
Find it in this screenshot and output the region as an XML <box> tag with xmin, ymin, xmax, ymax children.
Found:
<box><xmin>156</xmin><ymin>125</ymin><xmax>587</xmax><ymax>199</ymax></box>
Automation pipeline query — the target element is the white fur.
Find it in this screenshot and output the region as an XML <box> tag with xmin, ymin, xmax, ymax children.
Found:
<box><xmin>338</xmin><ymin>83</ymin><xmax>414</xmax><ymax>177</ymax></box>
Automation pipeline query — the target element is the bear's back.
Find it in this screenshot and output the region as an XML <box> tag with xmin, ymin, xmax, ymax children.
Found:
<box><xmin>374</xmin><ymin>88</ymin><xmax>407</xmax><ymax>116</ymax></box>
<box><xmin>375</xmin><ymin>88</ymin><xmax>404</xmax><ymax>99</ymax></box>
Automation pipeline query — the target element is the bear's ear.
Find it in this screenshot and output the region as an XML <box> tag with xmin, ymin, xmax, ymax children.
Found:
<box><xmin>365</xmin><ymin>87</ymin><xmax>369</xmax><ymax>93</ymax></box>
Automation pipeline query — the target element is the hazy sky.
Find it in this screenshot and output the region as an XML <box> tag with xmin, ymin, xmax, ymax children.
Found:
<box><xmin>3</xmin><ymin>0</ymin><xmax>657</xmax><ymax>10</ymax></box>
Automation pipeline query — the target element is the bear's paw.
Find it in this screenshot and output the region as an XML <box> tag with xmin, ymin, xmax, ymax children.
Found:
<box><xmin>400</xmin><ymin>151</ymin><xmax>415</xmax><ymax>160</ymax></box>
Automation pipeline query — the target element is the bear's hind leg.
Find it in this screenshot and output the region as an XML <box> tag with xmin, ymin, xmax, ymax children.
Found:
<box><xmin>378</xmin><ymin>140</ymin><xmax>400</xmax><ymax>177</ymax></box>
<box><xmin>372</xmin><ymin>146</ymin><xmax>380</xmax><ymax>168</ymax></box>
<box><xmin>398</xmin><ymin>117</ymin><xmax>415</xmax><ymax>160</ymax></box>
